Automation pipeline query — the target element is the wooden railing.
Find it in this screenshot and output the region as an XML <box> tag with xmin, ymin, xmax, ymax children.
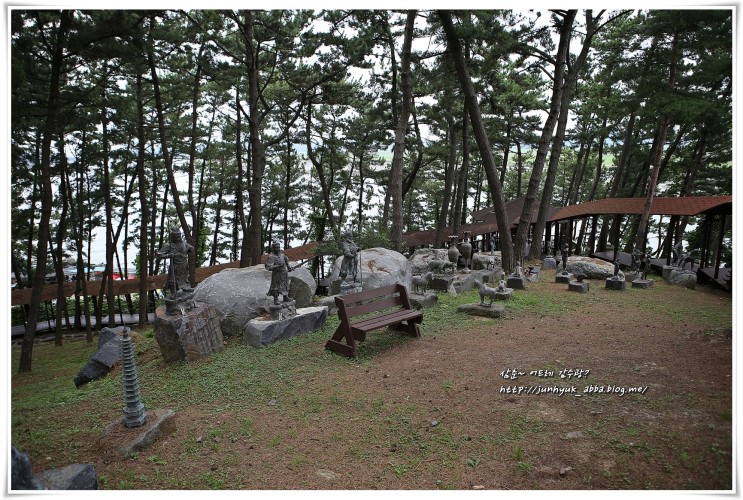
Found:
<box><xmin>11</xmin><ymin>242</ymin><xmax>319</xmax><ymax>307</ymax></box>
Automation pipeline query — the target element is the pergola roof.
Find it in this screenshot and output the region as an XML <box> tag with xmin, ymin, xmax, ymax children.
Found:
<box><xmin>549</xmin><ymin>196</ymin><xmax>732</xmax><ymax>222</ymax></box>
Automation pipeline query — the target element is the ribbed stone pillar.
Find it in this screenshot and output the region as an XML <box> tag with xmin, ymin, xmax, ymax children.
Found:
<box><xmin>121</xmin><ymin>329</ymin><xmax>147</xmax><ymax>428</ymax></box>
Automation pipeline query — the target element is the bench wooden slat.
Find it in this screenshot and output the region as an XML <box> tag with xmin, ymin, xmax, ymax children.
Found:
<box><xmin>334</xmin><ymin>284</ymin><xmax>400</xmax><ymax>305</ymax></box>
<box><xmin>351</xmin><ymin>309</ymin><xmax>422</xmax><ymax>333</ymax></box>
<box><xmin>342</xmin><ymin>295</ymin><xmax>403</xmax><ymax>319</ymax></box>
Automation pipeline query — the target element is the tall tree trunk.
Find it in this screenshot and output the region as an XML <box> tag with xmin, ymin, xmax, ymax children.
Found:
<box><xmin>244</xmin><ymin>11</ymin><xmax>267</xmax><ymax>265</ymax></box>
<box><xmin>185</xmin><ymin>43</ymin><xmax>205</xmax><ymax>283</ymax></box>
<box><xmin>54</xmin><ymin>133</ymin><xmax>69</xmax><ymax>345</ymax></box>
<box><xmin>530</xmin><ymin>10</ymin><xmax>599</xmax><ymax>260</ymax></box>
<box><xmin>19</xmin><ymin>10</ymin><xmax>72</xmax><ymax>373</ymax></box>
<box><xmin>434</xmin><ymin>117</ymin><xmax>457</xmax><ymax>249</ymax></box>
<box><xmin>513</xmin><ymin>10</ymin><xmax>576</xmax><ymax>267</ymax></box>
<box><xmin>210</xmin><ymin>159</ymin><xmax>225</xmax><ymax>266</ymax></box>
<box><xmin>147</xmin><ymin>15</ymin><xmax>192</xmax><ymax>252</ymax></box>
<box><xmin>390</xmin><ymin>10</ymin><xmax>416</xmax><ymax>251</ymax></box>
<box><xmin>635</xmin><ymin>30</ymin><xmax>678</xmax><ymax>253</ymax></box>
<box><xmin>305</xmin><ymin>104</ymin><xmax>339</xmax><ymax>240</ymax></box>
<box><xmin>452</xmin><ymin>104</ymin><xmax>469</xmax><ymax>236</ymax></box>
<box><xmin>438</xmin><ymin>11</ymin><xmax>514</xmax><ymax>270</ymax></box>
<box><xmin>136</xmin><ymin>72</ymin><xmax>150</xmax><ymax>326</ymax></box>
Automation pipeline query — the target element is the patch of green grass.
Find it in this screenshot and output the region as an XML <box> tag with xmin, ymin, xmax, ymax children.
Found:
<box><xmin>467</xmin><ymin>456</ymin><xmax>481</xmax><ymax>467</ymax></box>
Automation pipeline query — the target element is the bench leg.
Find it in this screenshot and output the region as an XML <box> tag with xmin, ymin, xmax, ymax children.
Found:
<box><xmin>393</xmin><ymin>321</ymin><xmax>421</xmax><ymax>338</ymax></box>
<box><xmin>325</xmin><ymin>324</ymin><xmax>357</xmax><ymax>358</ymax></box>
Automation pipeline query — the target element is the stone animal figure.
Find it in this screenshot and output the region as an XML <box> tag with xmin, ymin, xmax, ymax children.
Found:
<box><xmin>412</xmin><ymin>272</ymin><xmax>433</xmax><ymax>294</ymax></box>
<box><xmin>473</xmin><ymin>279</ymin><xmax>496</xmax><ymax>307</ymax></box>
<box><xmin>428</xmin><ymin>259</ymin><xmax>455</xmax><ymax>275</ymax></box>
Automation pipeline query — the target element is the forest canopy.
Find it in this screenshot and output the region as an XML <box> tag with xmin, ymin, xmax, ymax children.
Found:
<box><xmin>10</xmin><ymin>9</ymin><xmax>733</xmax><ymax>371</ymax></box>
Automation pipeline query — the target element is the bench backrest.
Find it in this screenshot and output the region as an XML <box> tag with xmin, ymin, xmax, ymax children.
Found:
<box><xmin>335</xmin><ymin>283</ymin><xmax>411</xmax><ymax>320</ymax></box>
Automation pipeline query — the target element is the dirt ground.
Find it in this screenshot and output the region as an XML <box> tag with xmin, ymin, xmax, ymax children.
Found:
<box><xmin>16</xmin><ymin>268</ymin><xmax>734</xmax><ymax>492</ymax></box>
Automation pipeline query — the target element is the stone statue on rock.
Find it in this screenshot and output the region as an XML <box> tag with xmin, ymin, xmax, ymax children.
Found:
<box><xmin>338</xmin><ymin>231</ymin><xmax>360</xmax><ymax>282</ymax></box>
<box><xmin>265</xmin><ymin>241</ymin><xmax>294</xmax><ymax>305</ymax></box>
<box><xmin>157</xmin><ymin>224</ymin><xmax>195</xmax><ymax>315</ymax></box>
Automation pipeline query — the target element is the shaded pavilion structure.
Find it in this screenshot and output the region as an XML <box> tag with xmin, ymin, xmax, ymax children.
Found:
<box><xmin>548</xmin><ymin>196</ymin><xmax>732</xmax><ymax>290</ymax></box>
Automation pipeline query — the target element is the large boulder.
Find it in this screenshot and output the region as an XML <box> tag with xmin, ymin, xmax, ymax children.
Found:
<box><xmin>409</xmin><ymin>248</ymin><xmax>449</xmax><ymax>275</ymax></box>
<box><xmin>566</xmin><ymin>256</ymin><xmax>614</xmax><ymax>279</ymax></box>
<box><xmin>666</xmin><ymin>269</ymin><xmax>696</xmax><ymax>289</ymax></box>
<box><xmin>472</xmin><ymin>252</ymin><xmax>502</xmax><ymax>271</ymax></box>
<box><xmin>330</xmin><ymin>247</ymin><xmax>412</xmax><ymax>291</ymax></box>
<box><xmin>193</xmin><ymin>264</ymin><xmax>316</xmax><ymax>338</ymax></box>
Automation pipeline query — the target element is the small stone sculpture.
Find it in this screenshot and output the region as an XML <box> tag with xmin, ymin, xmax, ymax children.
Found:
<box><xmin>613</xmin><ymin>258</ymin><xmax>620</xmax><ymax>277</ymax></box>
<box><xmin>679</xmin><ymin>247</ymin><xmax>696</xmax><ymax>271</ymax></box>
<box><xmin>338</xmin><ymin>231</ymin><xmax>359</xmax><ymax>282</ymax></box>
<box><xmin>266</xmin><ymin>241</ymin><xmax>293</xmax><ymax>305</ymax></box>
<box><xmin>121</xmin><ymin>329</ymin><xmax>147</xmax><ymax>428</ymax></box>
<box><xmin>490</xmin><ymin>234</ymin><xmax>496</xmax><ymax>256</ymax></box>
<box><xmin>561</xmin><ymin>243</ymin><xmax>569</xmax><ymax>270</ymax></box>
<box><xmin>547</xmin><ymin>239</ymin><xmax>554</xmax><ymax>256</ymax></box>
<box><xmin>412</xmin><ymin>272</ymin><xmax>433</xmax><ymax>294</ymax></box>
<box><xmin>497</xmin><ymin>272</ymin><xmax>507</xmax><ymax>292</ymax></box>
<box><xmin>638</xmin><ymin>255</ymin><xmax>649</xmax><ymax>280</ymax></box>
<box><xmin>671</xmin><ymin>240</ymin><xmax>683</xmax><ymax>266</ymax></box>
<box><xmin>631</xmin><ymin>248</ymin><xmax>642</xmax><ymax>273</ymax></box>
<box><xmin>428</xmin><ymin>259</ymin><xmax>455</xmax><ymax>275</ymax></box>
<box><xmin>474</xmin><ymin>279</ymin><xmax>496</xmax><ymax>307</ymax></box>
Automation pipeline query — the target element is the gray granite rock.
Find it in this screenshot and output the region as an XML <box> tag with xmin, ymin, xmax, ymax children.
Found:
<box><xmin>542</xmin><ymin>256</ymin><xmax>557</xmax><ymax>270</ymax></box>
<box><xmin>244</xmin><ymin>306</ymin><xmax>328</xmax><ymax>348</ymax></box>
<box><xmin>153</xmin><ymin>302</ymin><xmax>224</xmax><ymax>363</ymax></box>
<box><xmin>456</xmin><ymin>303</ymin><xmax>506</xmax><ymax>318</ymax></box>
<box><xmin>194</xmin><ymin>264</ymin><xmax>315</xmax><ymax>338</ymax></box>
<box><xmin>34</xmin><ymin>464</ymin><xmax>98</xmax><ymax>490</ymax></box>
<box><xmin>472</xmin><ymin>252</ymin><xmax>502</xmax><ymax>271</ymax></box>
<box><xmin>409</xmin><ymin>292</ymin><xmax>438</xmax><ymax>309</ymax></box>
<box><xmin>566</xmin><ymin>256</ymin><xmax>614</xmax><ymax>279</ymax></box>
<box><xmin>409</xmin><ymin>248</ymin><xmax>449</xmax><ymax>275</ymax></box>
<box><xmin>73</xmin><ymin>330</ymin><xmax>124</xmax><ymax>387</ymax></box>
<box><xmin>330</xmin><ymin>247</ymin><xmax>412</xmax><ymax>291</ymax></box>
<box><xmin>666</xmin><ymin>269</ymin><xmax>696</xmax><ymax>289</ymax></box>
<box><xmin>102</xmin><ymin>409</ymin><xmax>177</xmax><ymax>458</ymax></box>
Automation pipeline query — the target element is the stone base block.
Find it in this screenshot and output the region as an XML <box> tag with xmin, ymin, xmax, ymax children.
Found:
<box><xmin>456</xmin><ymin>303</ymin><xmax>506</xmax><ymax>318</ymax></box>
<box><xmin>101</xmin><ymin>409</ymin><xmax>177</xmax><ymax>458</ymax></box>
<box><xmin>494</xmin><ymin>289</ymin><xmax>513</xmax><ymax>301</ymax></box>
<box><xmin>632</xmin><ymin>279</ymin><xmax>654</xmax><ymax>289</ymax></box>
<box><xmin>507</xmin><ymin>276</ymin><xmax>527</xmax><ymax>290</ymax></box>
<box><xmin>555</xmin><ymin>272</ymin><xmax>573</xmax><ymax>284</ymax></box>
<box><xmin>244</xmin><ymin>306</ymin><xmax>328</xmax><ymax>348</ymax></box>
<box><xmin>269</xmin><ymin>299</ymin><xmax>296</xmax><ymax>320</ymax></box>
<box><xmin>542</xmin><ymin>257</ymin><xmax>557</xmax><ymax>270</ymax></box>
<box><xmin>154</xmin><ymin>302</ymin><xmax>224</xmax><ymax>363</ymax></box>
<box><xmin>429</xmin><ymin>275</ymin><xmax>455</xmax><ymax>292</ymax></box>
<box><xmin>605</xmin><ymin>277</ymin><xmax>626</xmax><ymax>291</ymax></box>
<box><xmin>624</xmin><ymin>272</ymin><xmax>640</xmax><ymax>283</ymax></box>
<box><xmin>568</xmin><ymin>280</ymin><xmax>590</xmax><ymax>293</ymax></box>
<box><xmin>409</xmin><ymin>292</ymin><xmax>438</xmax><ymax>309</ymax></box>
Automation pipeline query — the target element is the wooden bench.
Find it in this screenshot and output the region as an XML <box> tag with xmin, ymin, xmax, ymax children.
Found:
<box><xmin>325</xmin><ymin>283</ymin><xmax>423</xmax><ymax>358</ymax></box>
